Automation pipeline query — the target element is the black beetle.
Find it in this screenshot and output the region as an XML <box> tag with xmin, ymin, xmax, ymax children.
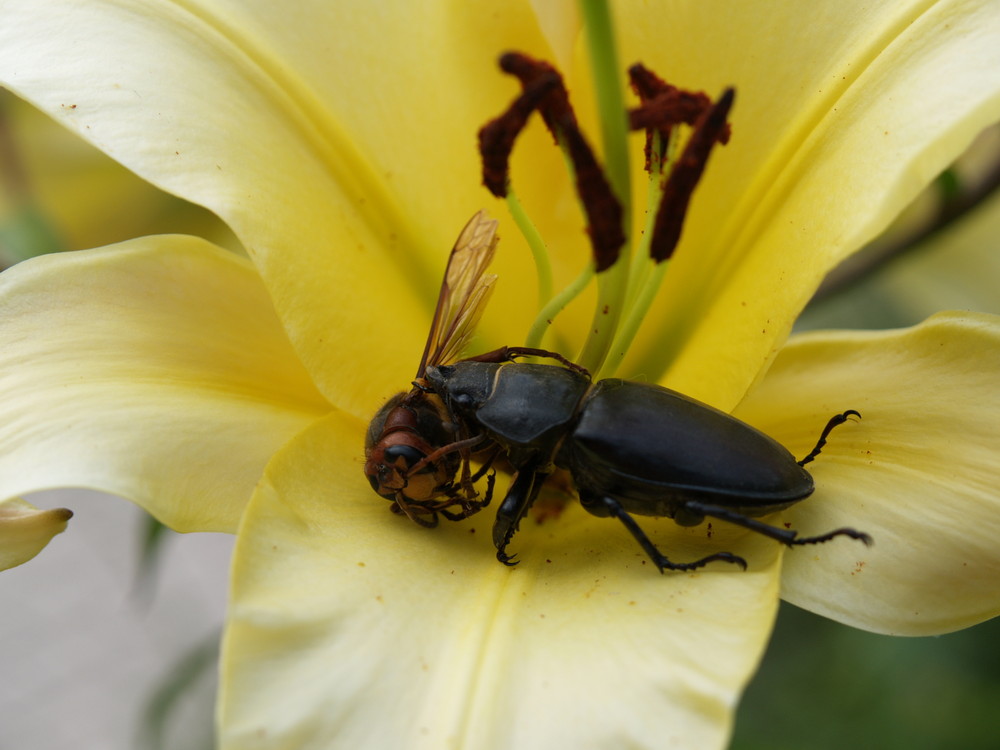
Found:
<box><xmin>422</xmin><ymin>357</ymin><xmax>870</xmax><ymax>571</ymax></box>
<box><xmin>363</xmin><ymin>212</ymin><xmax>871</xmax><ymax>572</ymax></box>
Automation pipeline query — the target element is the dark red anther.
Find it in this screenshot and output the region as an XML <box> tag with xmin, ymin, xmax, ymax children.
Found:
<box><xmin>498</xmin><ymin>52</ymin><xmax>577</xmax><ymax>135</ymax></box>
<box><xmin>628</xmin><ymin>63</ymin><xmax>672</xmax><ymax>102</ymax></box>
<box><xmin>479</xmin><ymin>72</ymin><xmax>560</xmax><ymax>197</ymax></box>
<box><xmin>559</xmin><ymin>119</ymin><xmax>624</xmax><ymax>272</ymax></box>
<box><xmin>478</xmin><ymin>51</ymin><xmax>625</xmax><ymax>272</ymax></box>
<box><xmin>648</xmin><ymin>88</ymin><xmax>735</xmax><ymax>263</ymax></box>
<box><xmin>627</xmin><ymin>63</ymin><xmax>728</xmax><ymax>171</ymax></box>
<box><xmin>628</xmin><ymin>92</ymin><xmax>715</xmax><ymax>132</ymax></box>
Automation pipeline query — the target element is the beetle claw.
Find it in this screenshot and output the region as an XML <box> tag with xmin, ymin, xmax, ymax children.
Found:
<box><xmin>497</xmin><ymin>549</ymin><xmax>519</xmax><ymax>567</ymax></box>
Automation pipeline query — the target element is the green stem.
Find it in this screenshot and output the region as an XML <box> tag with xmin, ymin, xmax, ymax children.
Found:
<box><xmin>576</xmin><ymin>0</ymin><xmax>631</xmax><ymax>374</ymax></box>
<box><xmin>578</xmin><ymin>0</ymin><xmax>631</xmax><ymax>215</ymax></box>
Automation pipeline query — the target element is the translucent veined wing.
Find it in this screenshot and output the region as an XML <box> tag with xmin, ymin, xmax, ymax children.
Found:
<box><xmin>416</xmin><ymin>210</ymin><xmax>499</xmax><ymax>378</ymax></box>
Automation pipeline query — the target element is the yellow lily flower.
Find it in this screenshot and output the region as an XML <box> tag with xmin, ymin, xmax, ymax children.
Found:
<box><xmin>1</xmin><ymin>1</ymin><xmax>999</xmax><ymax>748</ymax></box>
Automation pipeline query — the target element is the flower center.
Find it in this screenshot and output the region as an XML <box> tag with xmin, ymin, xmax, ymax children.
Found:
<box><xmin>477</xmin><ymin>52</ymin><xmax>733</xmax><ymax>377</ymax></box>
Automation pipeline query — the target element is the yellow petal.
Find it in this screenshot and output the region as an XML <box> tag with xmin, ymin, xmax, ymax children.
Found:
<box><xmin>0</xmin><ymin>0</ymin><xmax>558</xmax><ymax>417</ymax></box>
<box><xmin>0</xmin><ymin>88</ymin><xmax>236</xmax><ymax>263</ymax></box>
<box><xmin>615</xmin><ymin>0</ymin><xmax>1000</xmax><ymax>410</ymax></box>
<box><xmin>734</xmin><ymin>312</ymin><xmax>1000</xmax><ymax>635</ymax></box>
<box><xmin>220</xmin><ymin>411</ymin><xmax>781</xmax><ymax>749</ymax></box>
<box><xmin>529</xmin><ymin>0</ymin><xmax>580</xmax><ymax>71</ymax></box>
<box><xmin>0</xmin><ymin>236</ymin><xmax>328</xmax><ymax>532</ymax></box>
<box><xmin>0</xmin><ymin>497</ymin><xmax>72</xmax><ymax>570</ymax></box>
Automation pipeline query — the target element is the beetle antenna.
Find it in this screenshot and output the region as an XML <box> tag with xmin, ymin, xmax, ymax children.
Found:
<box><xmin>797</xmin><ymin>410</ymin><xmax>861</xmax><ymax>467</ymax></box>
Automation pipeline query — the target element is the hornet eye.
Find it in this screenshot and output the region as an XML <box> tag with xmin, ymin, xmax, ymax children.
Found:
<box><xmin>383</xmin><ymin>444</ymin><xmax>425</xmax><ymax>469</ymax></box>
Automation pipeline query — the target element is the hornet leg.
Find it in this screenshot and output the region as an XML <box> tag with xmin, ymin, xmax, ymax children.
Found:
<box><xmin>463</xmin><ymin>345</ymin><xmax>591</xmax><ymax>377</ymax></box>
<box><xmin>437</xmin><ymin>471</ymin><xmax>497</xmax><ymax>521</ymax></box>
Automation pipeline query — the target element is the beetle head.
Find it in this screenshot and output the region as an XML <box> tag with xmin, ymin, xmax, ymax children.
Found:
<box><xmin>424</xmin><ymin>361</ymin><xmax>498</xmax><ymax>419</ymax></box>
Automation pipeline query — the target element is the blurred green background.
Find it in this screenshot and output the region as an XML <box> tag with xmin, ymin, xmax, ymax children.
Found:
<box><xmin>734</xmin><ymin>603</ymin><xmax>1000</xmax><ymax>750</ymax></box>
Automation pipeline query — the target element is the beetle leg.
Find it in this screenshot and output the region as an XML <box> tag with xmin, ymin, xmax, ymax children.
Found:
<box><xmin>681</xmin><ymin>500</ymin><xmax>873</xmax><ymax>548</ymax></box>
<box><xmin>594</xmin><ymin>495</ymin><xmax>747</xmax><ymax>572</ymax></box>
<box><xmin>680</xmin><ymin>500</ymin><xmax>798</xmax><ymax>543</ymax></box>
<box><xmin>787</xmin><ymin>527</ymin><xmax>874</xmax><ymax>547</ymax></box>
<box><xmin>797</xmin><ymin>410</ymin><xmax>861</xmax><ymax>467</ymax></box>
<box><xmin>493</xmin><ymin>464</ymin><xmax>549</xmax><ymax>566</ymax></box>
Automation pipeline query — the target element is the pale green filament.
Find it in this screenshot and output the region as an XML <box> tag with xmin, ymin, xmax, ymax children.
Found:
<box><xmin>624</xmin><ymin>132</ymin><xmax>667</xmax><ymax>309</ymax></box>
<box><xmin>505</xmin><ymin>188</ymin><xmax>553</xmax><ymax>312</ymax></box>
<box><xmin>606</xmin><ymin>260</ymin><xmax>668</xmax><ymax>375</ymax></box>
<box><xmin>576</xmin><ymin>0</ymin><xmax>632</xmax><ymax>375</ymax></box>
<box><xmin>508</xmin><ymin>27</ymin><xmax>628</xmax><ymax>361</ymax></box>
<box><xmin>605</xmin><ymin>128</ymin><xmax>683</xmax><ymax>375</ymax></box>
<box><xmin>525</xmin><ymin>263</ymin><xmax>596</xmax><ymax>349</ymax></box>
<box><xmin>513</xmin><ymin>144</ymin><xmax>596</xmax><ymax>349</ymax></box>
